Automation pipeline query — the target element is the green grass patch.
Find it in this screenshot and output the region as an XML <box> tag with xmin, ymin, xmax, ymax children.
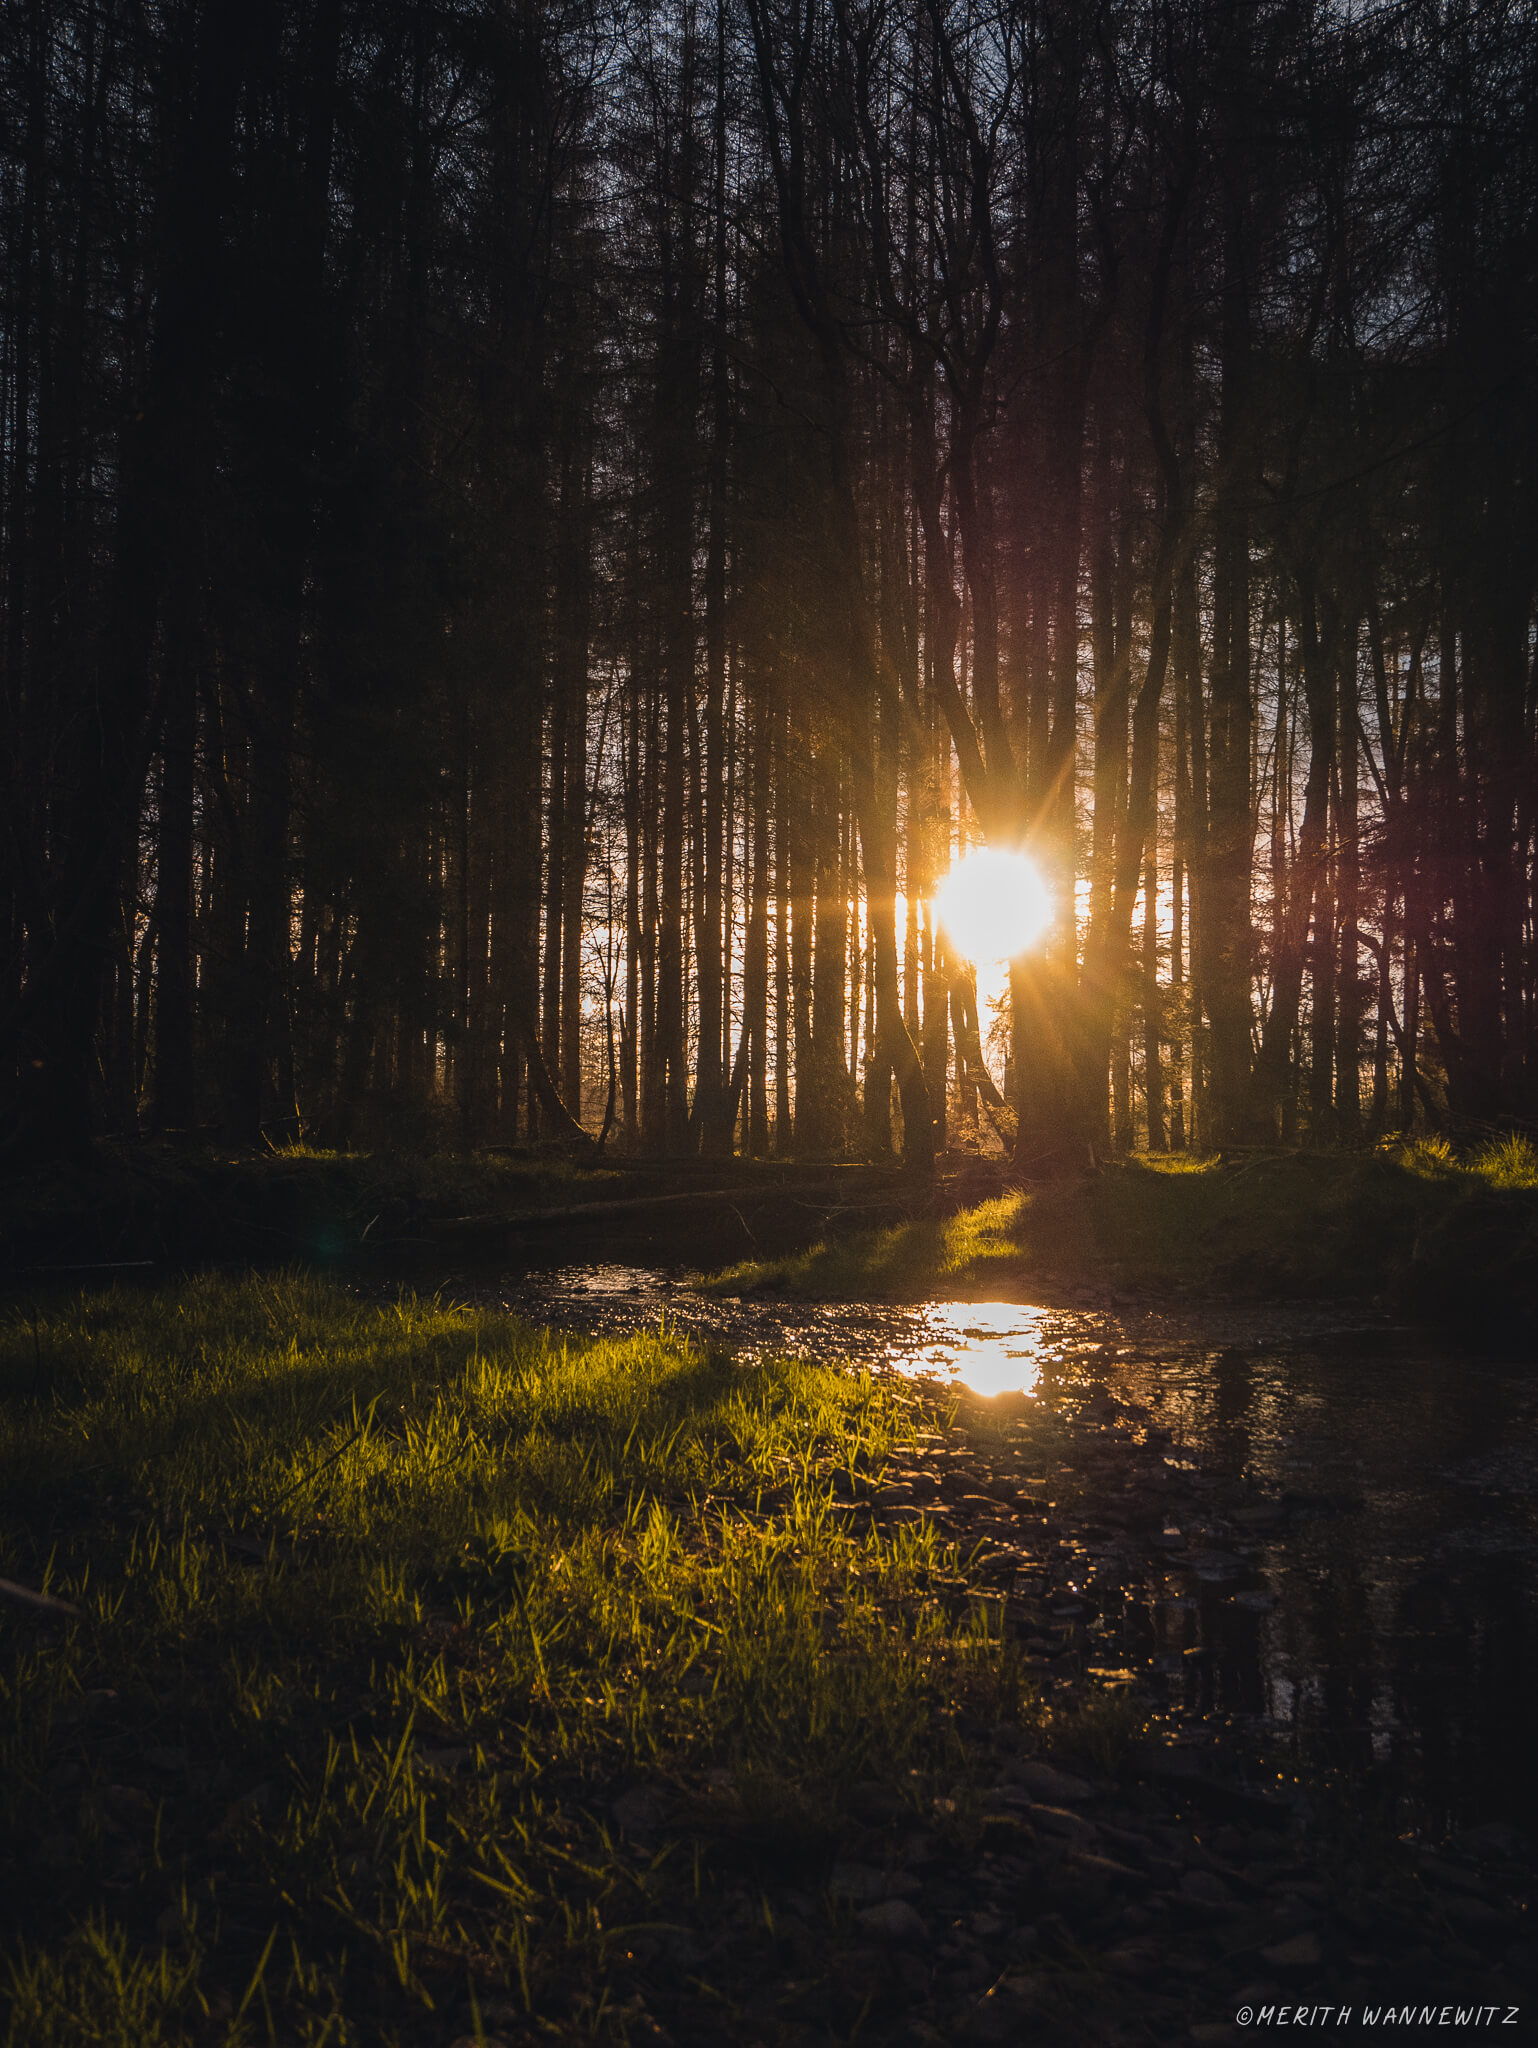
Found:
<box><xmin>0</xmin><ymin>1277</ymin><xmax>1037</xmax><ymax>2044</ymax></box>
<box><xmin>707</xmin><ymin>1184</ymin><xmax>1098</xmax><ymax>1302</ymax></box>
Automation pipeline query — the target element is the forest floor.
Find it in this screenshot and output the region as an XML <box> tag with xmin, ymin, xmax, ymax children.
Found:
<box><xmin>706</xmin><ymin>1139</ymin><xmax>1538</xmax><ymax>1338</ymax></box>
<box><xmin>0</xmin><ymin>1144</ymin><xmax>958</xmax><ymax>1278</ymax></box>
<box><xmin>2</xmin><ymin>1276</ymin><xmax>1532</xmax><ymax>2047</ymax></box>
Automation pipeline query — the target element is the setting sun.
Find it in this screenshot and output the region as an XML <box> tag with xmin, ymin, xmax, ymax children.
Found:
<box><xmin>932</xmin><ymin>847</ymin><xmax>1051</xmax><ymax>964</ymax></box>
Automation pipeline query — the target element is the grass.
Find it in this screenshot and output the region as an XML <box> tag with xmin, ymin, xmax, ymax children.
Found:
<box><xmin>0</xmin><ymin>1277</ymin><xmax>1042</xmax><ymax>2046</ymax></box>
<box><xmin>1468</xmin><ymin>1132</ymin><xmax>1538</xmax><ymax>1189</ymax></box>
<box><xmin>703</xmin><ymin>1138</ymin><xmax>1538</xmax><ymax>1319</ymax></box>
<box><xmin>708</xmin><ymin>1186</ymin><xmax>1099</xmax><ymax>1303</ymax></box>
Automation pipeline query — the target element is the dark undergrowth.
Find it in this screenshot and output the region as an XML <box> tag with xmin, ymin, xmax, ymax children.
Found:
<box><xmin>0</xmin><ymin>1276</ymin><xmax>1055</xmax><ymax>2046</ymax></box>
<box><xmin>0</xmin><ymin>1145</ymin><xmax>928</xmax><ymax>1277</ymax></box>
<box><xmin>0</xmin><ymin>1146</ymin><xmax>634</xmax><ymax>1274</ymax></box>
<box><xmin>706</xmin><ymin>1137</ymin><xmax>1538</xmax><ymax>1333</ymax></box>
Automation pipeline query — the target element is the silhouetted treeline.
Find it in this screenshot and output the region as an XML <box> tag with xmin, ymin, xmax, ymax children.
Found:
<box><xmin>2</xmin><ymin>0</ymin><xmax>1534</xmax><ymax>1168</ymax></box>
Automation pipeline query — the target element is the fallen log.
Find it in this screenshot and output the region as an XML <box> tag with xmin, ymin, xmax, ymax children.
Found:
<box><xmin>501</xmin><ymin>1175</ymin><xmax>913</xmax><ymax>1229</ymax></box>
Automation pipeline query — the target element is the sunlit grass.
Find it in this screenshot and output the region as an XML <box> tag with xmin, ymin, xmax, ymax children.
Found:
<box><xmin>1470</xmin><ymin>1132</ymin><xmax>1538</xmax><ymax>1189</ymax></box>
<box><xmin>1389</xmin><ymin>1133</ymin><xmax>1459</xmax><ymax>1177</ymax></box>
<box><xmin>0</xmin><ymin>1276</ymin><xmax>1034</xmax><ymax>2045</ymax></box>
<box><xmin>1123</xmin><ymin>1150</ymin><xmax>1221</xmax><ymax>1176</ymax></box>
<box><xmin>704</xmin><ymin>1185</ymin><xmax>1098</xmax><ymax>1302</ymax></box>
<box><xmin>1384</xmin><ymin>1130</ymin><xmax>1538</xmax><ymax>1188</ymax></box>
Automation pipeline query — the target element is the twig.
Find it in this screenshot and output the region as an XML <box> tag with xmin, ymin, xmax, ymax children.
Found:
<box><xmin>724</xmin><ymin>1204</ymin><xmax>758</xmax><ymax>1251</ymax></box>
<box><xmin>7</xmin><ymin>1259</ymin><xmax>157</xmax><ymax>1273</ymax></box>
<box><xmin>0</xmin><ymin>1575</ymin><xmax>79</xmax><ymax>1620</ymax></box>
<box><xmin>267</xmin><ymin>1391</ymin><xmax>385</xmax><ymax>1514</ymax></box>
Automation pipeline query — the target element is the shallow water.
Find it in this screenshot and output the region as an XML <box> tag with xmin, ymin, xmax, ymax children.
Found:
<box><xmin>487</xmin><ymin>1265</ymin><xmax>1538</xmax><ymax>1842</ymax></box>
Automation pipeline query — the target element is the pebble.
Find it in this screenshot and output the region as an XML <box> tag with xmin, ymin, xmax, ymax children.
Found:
<box><xmin>106</xmin><ymin>1784</ymin><xmax>156</xmax><ymax>1825</ymax></box>
<box><xmin>1261</xmin><ymin>1930</ymin><xmax>1322</xmax><ymax>1969</ymax></box>
<box><xmin>1010</xmin><ymin>1760</ymin><xmax>1091</xmax><ymax>1803</ymax></box>
<box><xmin>1026</xmin><ymin>1803</ymin><xmax>1097</xmax><ymax>1842</ymax></box>
<box><xmin>855</xmin><ymin>1898</ymin><xmax>929</xmax><ymax>1942</ymax></box>
<box><xmin>830</xmin><ymin>1860</ymin><xmax>905</xmax><ymax>1903</ymax></box>
<box><xmin>712</xmin><ymin>1402</ymin><xmax>1538</xmax><ymax>2041</ymax></box>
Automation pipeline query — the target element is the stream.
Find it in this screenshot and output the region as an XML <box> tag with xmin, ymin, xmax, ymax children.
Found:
<box><xmin>484</xmin><ymin>1263</ymin><xmax>1538</xmax><ymax>1847</ymax></box>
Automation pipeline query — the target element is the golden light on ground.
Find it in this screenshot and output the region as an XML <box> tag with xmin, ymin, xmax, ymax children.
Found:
<box><xmin>933</xmin><ymin>848</ymin><xmax>1051</xmax><ymax>964</ymax></box>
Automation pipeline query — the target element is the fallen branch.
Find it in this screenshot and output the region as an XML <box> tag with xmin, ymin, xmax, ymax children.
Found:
<box><xmin>0</xmin><ymin>1574</ymin><xmax>80</xmax><ymax>1619</ymax></box>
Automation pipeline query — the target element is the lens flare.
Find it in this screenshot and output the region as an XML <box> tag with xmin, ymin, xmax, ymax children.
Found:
<box><xmin>932</xmin><ymin>848</ymin><xmax>1051</xmax><ymax>964</ymax></box>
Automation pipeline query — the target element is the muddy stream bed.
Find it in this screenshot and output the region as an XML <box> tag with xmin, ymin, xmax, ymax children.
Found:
<box><xmin>440</xmin><ymin>1264</ymin><xmax>1538</xmax><ymax>2040</ymax></box>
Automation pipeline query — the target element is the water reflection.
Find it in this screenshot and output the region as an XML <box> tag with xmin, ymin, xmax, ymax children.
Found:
<box><xmin>894</xmin><ymin>1300</ymin><xmax>1045</xmax><ymax>1398</ymax></box>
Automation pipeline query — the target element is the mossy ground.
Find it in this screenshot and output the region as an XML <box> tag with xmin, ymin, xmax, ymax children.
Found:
<box><xmin>706</xmin><ymin>1138</ymin><xmax>1538</xmax><ymax>1323</ymax></box>
<box><xmin>0</xmin><ymin>1277</ymin><xmax>1047</xmax><ymax>2046</ymax></box>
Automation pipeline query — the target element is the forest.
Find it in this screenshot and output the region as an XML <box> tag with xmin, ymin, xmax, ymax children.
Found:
<box><xmin>2</xmin><ymin>0</ymin><xmax>1535</xmax><ymax>1174</ymax></box>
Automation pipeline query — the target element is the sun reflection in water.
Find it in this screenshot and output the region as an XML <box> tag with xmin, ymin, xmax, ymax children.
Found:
<box><xmin>894</xmin><ymin>1300</ymin><xmax>1046</xmax><ymax>1399</ymax></box>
